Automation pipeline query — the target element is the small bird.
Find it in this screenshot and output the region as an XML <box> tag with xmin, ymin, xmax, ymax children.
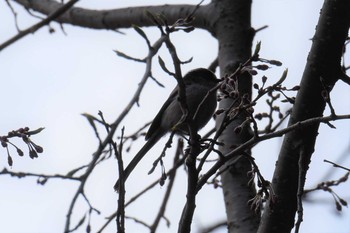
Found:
<box><xmin>114</xmin><ymin>68</ymin><xmax>219</xmax><ymax>191</ymax></box>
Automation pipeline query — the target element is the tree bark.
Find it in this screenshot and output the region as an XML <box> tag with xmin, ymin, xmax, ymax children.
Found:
<box><xmin>258</xmin><ymin>1</ymin><xmax>350</xmax><ymax>232</ymax></box>
<box><xmin>212</xmin><ymin>0</ymin><xmax>260</xmax><ymax>232</ymax></box>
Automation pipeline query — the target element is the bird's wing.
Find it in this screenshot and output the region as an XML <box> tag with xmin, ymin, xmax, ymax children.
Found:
<box><xmin>145</xmin><ymin>86</ymin><xmax>178</xmax><ymax>140</ymax></box>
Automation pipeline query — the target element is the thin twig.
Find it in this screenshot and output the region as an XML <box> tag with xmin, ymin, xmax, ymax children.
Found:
<box><xmin>150</xmin><ymin>139</ymin><xmax>183</xmax><ymax>232</ymax></box>
<box><xmin>5</xmin><ymin>0</ymin><xmax>21</xmax><ymax>32</ymax></box>
<box><xmin>324</xmin><ymin>159</ymin><xmax>350</xmax><ymax>172</ymax></box>
<box><xmin>200</xmin><ymin>220</ymin><xmax>227</xmax><ymax>233</ymax></box>
<box><xmin>295</xmin><ymin>148</ymin><xmax>307</xmax><ymax>233</ymax></box>
<box><xmin>0</xmin><ymin>168</ymin><xmax>80</xmax><ymax>182</ymax></box>
<box><xmin>63</xmin><ymin>31</ymin><xmax>169</xmax><ymax>232</ymax></box>
<box><xmin>96</xmin><ymin>157</ymin><xmax>186</xmax><ymax>233</ymax></box>
<box><xmin>196</xmin><ymin>113</ymin><xmax>350</xmax><ymax>192</ymax></box>
<box><xmin>0</xmin><ymin>0</ymin><xmax>80</xmax><ymax>51</ymax></box>
<box><xmin>115</xmin><ymin>128</ymin><xmax>125</xmax><ymax>233</ymax></box>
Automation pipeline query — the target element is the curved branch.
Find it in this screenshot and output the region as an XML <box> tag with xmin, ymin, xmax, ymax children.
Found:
<box><xmin>13</xmin><ymin>0</ymin><xmax>215</xmax><ymax>31</ymax></box>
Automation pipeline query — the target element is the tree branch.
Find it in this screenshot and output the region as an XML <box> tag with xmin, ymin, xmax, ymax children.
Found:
<box><xmin>62</xmin><ymin>25</ymin><xmax>168</xmax><ymax>232</ymax></box>
<box><xmin>258</xmin><ymin>1</ymin><xmax>350</xmax><ymax>232</ymax></box>
<box><xmin>12</xmin><ymin>0</ymin><xmax>215</xmax><ymax>31</ymax></box>
<box><xmin>197</xmin><ymin>113</ymin><xmax>350</xmax><ymax>192</ymax></box>
<box><xmin>0</xmin><ymin>0</ymin><xmax>79</xmax><ymax>51</ymax></box>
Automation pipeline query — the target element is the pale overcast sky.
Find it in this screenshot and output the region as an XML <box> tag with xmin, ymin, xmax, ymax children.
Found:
<box><xmin>0</xmin><ymin>1</ymin><xmax>349</xmax><ymax>232</ymax></box>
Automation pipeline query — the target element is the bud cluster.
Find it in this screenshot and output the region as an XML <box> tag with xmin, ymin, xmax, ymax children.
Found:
<box><xmin>0</xmin><ymin>127</ymin><xmax>44</xmax><ymax>166</ymax></box>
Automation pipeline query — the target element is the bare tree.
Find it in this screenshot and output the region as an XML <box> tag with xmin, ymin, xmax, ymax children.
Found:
<box><xmin>1</xmin><ymin>0</ymin><xmax>349</xmax><ymax>233</ymax></box>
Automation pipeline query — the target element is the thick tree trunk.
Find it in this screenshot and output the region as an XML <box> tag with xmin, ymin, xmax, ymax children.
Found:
<box><xmin>258</xmin><ymin>1</ymin><xmax>350</xmax><ymax>232</ymax></box>
<box><xmin>212</xmin><ymin>0</ymin><xmax>260</xmax><ymax>232</ymax></box>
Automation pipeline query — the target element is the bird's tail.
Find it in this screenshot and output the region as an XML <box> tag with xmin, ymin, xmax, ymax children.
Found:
<box><xmin>114</xmin><ymin>133</ymin><xmax>161</xmax><ymax>191</ymax></box>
